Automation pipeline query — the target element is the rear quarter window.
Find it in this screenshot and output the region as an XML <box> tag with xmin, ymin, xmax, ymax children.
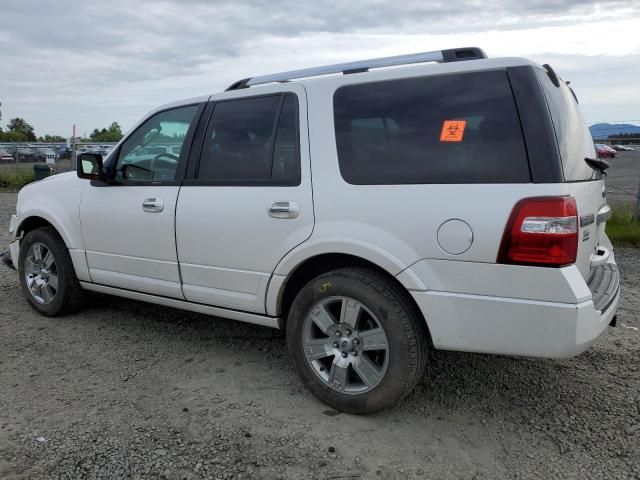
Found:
<box><xmin>535</xmin><ymin>68</ymin><xmax>598</xmax><ymax>182</ymax></box>
<box><xmin>333</xmin><ymin>70</ymin><xmax>530</xmax><ymax>185</ymax></box>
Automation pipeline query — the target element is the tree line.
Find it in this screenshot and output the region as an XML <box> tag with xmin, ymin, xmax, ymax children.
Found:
<box><xmin>0</xmin><ymin>101</ymin><xmax>123</xmax><ymax>143</ymax></box>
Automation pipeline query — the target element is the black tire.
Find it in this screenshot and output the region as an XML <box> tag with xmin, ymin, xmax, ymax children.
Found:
<box><xmin>286</xmin><ymin>268</ymin><xmax>429</xmax><ymax>414</ymax></box>
<box><xmin>18</xmin><ymin>226</ymin><xmax>85</xmax><ymax>316</ymax></box>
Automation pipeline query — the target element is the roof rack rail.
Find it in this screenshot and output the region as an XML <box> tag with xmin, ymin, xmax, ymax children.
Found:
<box><xmin>226</xmin><ymin>47</ymin><xmax>486</xmax><ymax>90</ymax></box>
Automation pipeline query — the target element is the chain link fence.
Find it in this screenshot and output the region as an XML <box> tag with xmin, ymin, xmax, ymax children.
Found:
<box><xmin>0</xmin><ymin>143</ymin><xmax>116</xmax><ymax>188</ymax></box>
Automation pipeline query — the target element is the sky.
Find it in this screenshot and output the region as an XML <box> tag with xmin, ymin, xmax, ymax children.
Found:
<box><xmin>1</xmin><ymin>0</ymin><xmax>639</xmax><ymax>138</ymax></box>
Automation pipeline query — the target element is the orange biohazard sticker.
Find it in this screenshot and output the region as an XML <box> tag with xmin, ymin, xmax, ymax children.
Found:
<box><xmin>440</xmin><ymin>120</ymin><xmax>466</xmax><ymax>142</ymax></box>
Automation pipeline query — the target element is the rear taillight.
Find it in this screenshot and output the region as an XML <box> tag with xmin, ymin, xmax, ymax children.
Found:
<box><xmin>498</xmin><ymin>196</ymin><xmax>578</xmax><ymax>267</ymax></box>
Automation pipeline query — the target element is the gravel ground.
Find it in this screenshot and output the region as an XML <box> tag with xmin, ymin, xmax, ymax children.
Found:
<box><xmin>1</xmin><ymin>187</ymin><xmax>639</xmax><ymax>480</ymax></box>
<box><xmin>603</xmin><ymin>150</ymin><xmax>640</xmax><ymax>206</ymax></box>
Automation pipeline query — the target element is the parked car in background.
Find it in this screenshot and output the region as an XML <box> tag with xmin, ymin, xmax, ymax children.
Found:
<box><xmin>611</xmin><ymin>144</ymin><xmax>634</xmax><ymax>151</ymax></box>
<box><xmin>54</xmin><ymin>146</ymin><xmax>71</xmax><ymax>159</ymax></box>
<box><xmin>17</xmin><ymin>146</ymin><xmax>38</xmax><ymax>161</ymax></box>
<box><xmin>129</xmin><ymin>145</ymin><xmax>177</xmax><ymax>160</ymax></box>
<box><xmin>595</xmin><ymin>144</ymin><xmax>616</xmax><ymax>158</ymax></box>
<box><xmin>0</xmin><ymin>149</ymin><xmax>14</xmax><ymax>163</ymax></box>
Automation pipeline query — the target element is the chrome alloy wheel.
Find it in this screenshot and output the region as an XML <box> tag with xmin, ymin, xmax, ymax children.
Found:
<box><xmin>302</xmin><ymin>296</ymin><xmax>390</xmax><ymax>395</ymax></box>
<box><xmin>23</xmin><ymin>242</ymin><xmax>58</xmax><ymax>305</ymax></box>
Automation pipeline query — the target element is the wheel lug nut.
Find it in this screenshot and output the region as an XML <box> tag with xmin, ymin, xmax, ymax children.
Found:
<box><xmin>351</xmin><ymin>350</ymin><xmax>358</xmax><ymax>356</ymax></box>
<box><xmin>333</xmin><ymin>342</ymin><xmax>339</xmax><ymax>348</ymax></box>
<box><xmin>335</xmin><ymin>330</ymin><xmax>341</xmax><ymax>336</ymax></box>
<box><xmin>353</xmin><ymin>339</ymin><xmax>360</xmax><ymax>345</ymax></box>
<box><xmin>345</xmin><ymin>329</ymin><xmax>352</xmax><ymax>336</ymax></box>
<box><xmin>341</xmin><ymin>352</ymin><xmax>348</xmax><ymax>358</ymax></box>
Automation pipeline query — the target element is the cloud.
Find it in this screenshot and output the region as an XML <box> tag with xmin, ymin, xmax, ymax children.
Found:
<box><xmin>0</xmin><ymin>0</ymin><xmax>639</xmax><ymax>136</ymax></box>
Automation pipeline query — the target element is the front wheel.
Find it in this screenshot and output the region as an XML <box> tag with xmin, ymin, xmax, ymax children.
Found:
<box><xmin>18</xmin><ymin>227</ymin><xmax>85</xmax><ymax>316</ymax></box>
<box><xmin>286</xmin><ymin>268</ymin><xmax>429</xmax><ymax>414</ymax></box>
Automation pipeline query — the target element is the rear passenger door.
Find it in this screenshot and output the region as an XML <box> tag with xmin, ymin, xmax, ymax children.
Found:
<box><xmin>176</xmin><ymin>85</ymin><xmax>313</xmax><ymax>313</ymax></box>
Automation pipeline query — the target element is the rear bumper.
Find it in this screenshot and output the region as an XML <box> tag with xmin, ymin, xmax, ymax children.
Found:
<box><xmin>402</xmin><ymin>257</ymin><xmax>620</xmax><ymax>359</ymax></box>
<box><xmin>411</xmin><ymin>287</ymin><xmax>618</xmax><ymax>358</ymax></box>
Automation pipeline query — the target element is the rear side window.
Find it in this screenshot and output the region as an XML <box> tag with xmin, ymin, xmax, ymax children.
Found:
<box><xmin>333</xmin><ymin>70</ymin><xmax>530</xmax><ymax>184</ymax></box>
<box><xmin>535</xmin><ymin>69</ymin><xmax>598</xmax><ymax>182</ymax></box>
<box><xmin>197</xmin><ymin>93</ymin><xmax>300</xmax><ymax>185</ymax></box>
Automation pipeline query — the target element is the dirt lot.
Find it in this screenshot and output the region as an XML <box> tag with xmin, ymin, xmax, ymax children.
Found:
<box><xmin>604</xmin><ymin>150</ymin><xmax>640</xmax><ymax>205</ymax></box>
<box><xmin>1</xmin><ymin>158</ymin><xmax>639</xmax><ymax>479</ymax></box>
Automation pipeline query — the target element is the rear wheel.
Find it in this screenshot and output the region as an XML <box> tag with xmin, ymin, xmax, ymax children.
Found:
<box><xmin>286</xmin><ymin>268</ymin><xmax>429</xmax><ymax>414</ymax></box>
<box><xmin>18</xmin><ymin>227</ymin><xmax>85</xmax><ymax>316</ymax></box>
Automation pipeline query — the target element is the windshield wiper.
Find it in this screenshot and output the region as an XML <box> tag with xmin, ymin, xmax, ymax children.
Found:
<box><xmin>584</xmin><ymin>157</ymin><xmax>609</xmax><ymax>176</ymax></box>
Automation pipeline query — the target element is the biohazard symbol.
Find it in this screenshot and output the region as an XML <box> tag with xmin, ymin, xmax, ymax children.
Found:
<box><xmin>440</xmin><ymin>120</ymin><xmax>466</xmax><ymax>142</ymax></box>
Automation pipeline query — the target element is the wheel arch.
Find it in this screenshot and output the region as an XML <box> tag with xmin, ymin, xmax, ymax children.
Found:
<box><xmin>269</xmin><ymin>252</ymin><xmax>430</xmax><ymax>341</ymax></box>
<box><xmin>18</xmin><ymin>215</ymin><xmax>69</xmax><ymax>246</ymax></box>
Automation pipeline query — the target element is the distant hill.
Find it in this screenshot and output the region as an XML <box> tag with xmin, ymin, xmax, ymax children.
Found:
<box><xmin>589</xmin><ymin>123</ymin><xmax>640</xmax><ymax>139</ymax></box>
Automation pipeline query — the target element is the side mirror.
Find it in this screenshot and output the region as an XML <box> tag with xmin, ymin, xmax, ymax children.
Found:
<box><xmin>77</xmin><ymin>153</ymin><xmax>106</xmax><ymax>181</ymax></box>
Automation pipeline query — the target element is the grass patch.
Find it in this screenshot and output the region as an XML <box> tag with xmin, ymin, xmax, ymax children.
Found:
<box><xmin>0</xmin><ymin>169</ymin><xmax>35</xmax><ymax>190</ymax></box>
<box><xmin>606</xmin><ymin>203</ymin><xmax>640</xmax><ymax>247</ymax></box>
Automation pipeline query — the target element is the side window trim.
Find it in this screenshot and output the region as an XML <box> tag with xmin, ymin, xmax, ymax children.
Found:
<box><xmin>106</xmin><ymin>102</ymin><xmax>205</xmax><ymax>186</ymax></box>
<box><xmin>267</xmin><ymin>95</ymin><xmax>287</xmax><ymax>180</ymax></box>
<box><xmin>183</xmin><ymin>91</ymin><xmax>301</xmax><ymax>187</ymax></box>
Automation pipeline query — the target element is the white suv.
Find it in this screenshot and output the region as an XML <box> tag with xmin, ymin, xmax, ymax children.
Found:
<box><xmin>6</xmin><ymin>48</ymin><xmax>619</xmax><ymax>413</ymax></box>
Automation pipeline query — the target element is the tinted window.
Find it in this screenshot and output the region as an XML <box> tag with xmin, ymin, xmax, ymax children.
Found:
<box><xmin>271</xmin><ymin>94</ymin><xmax>300</xmax><ymax>183</ymax></box>
<box><xmin>535</xmin><ymin>68</ymin><xmax>598</xmax><ymax>181</ymax></box>
<box><xmin>197</xmin><ymin>93</ymin><xmax>300</xmax><ymax>185</ymax></box>
<box><xmin>116</xmin><ymin>105</ymin><xmax>198</xmax><ymax>182</ymax></box>
<box><xmin>333</xmin><ymin>70</ymin><xmax>530</xmax><ymax>184</ymax></box>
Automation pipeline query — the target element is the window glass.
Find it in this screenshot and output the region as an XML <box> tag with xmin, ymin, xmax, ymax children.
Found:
<box><xmin>198</xmin><ymin>93</ymin><xmax>300</xmax><ymax>184</ymax></box>
<box><xmin>333</xmin><ymin>70</ymin><xmax>530</xmax><ymax>184</ymax></box>
<box><xmin>535</xmin><ymin>69</ymin><xmax>598</xmax><ymax>181</ymax></box>
<box><xmin>115</xmin><ymin>105</ymin><xmax>198</xmax><ymax>182</ymax></box>
<box><xmin>271</xmin><ymin>94</ymin><xmax>300</xmax><ymax>183</ymax></box>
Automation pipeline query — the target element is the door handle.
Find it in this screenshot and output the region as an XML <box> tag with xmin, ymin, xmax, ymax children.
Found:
<box><xmin>142</xmin><ymin>198</ymin><xmax>164</xmax><ymax>213</ymax></box>
<box><xmin>268</xmin><ymin>201</ymin><xmax>299</xmax><ymax>219</ymax></box>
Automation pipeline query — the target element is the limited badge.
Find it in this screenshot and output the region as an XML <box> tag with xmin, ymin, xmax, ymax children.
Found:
<box><xmin>440</xmin><ymin>120</ymin><xmax>466</xmax><ymax>142</ymax></box>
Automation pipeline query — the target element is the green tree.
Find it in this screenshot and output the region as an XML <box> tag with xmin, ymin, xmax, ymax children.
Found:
<box><xmin>7</xmin><ymin>117</ymin><xmax>36</xmax><ymax>141</ymax></box>
<box><xmin>0</xmin><ymin>131</ymin><xmax>28</xmax><ymax>142</ymax></box>
<box><xmin>89</xmin><ymin>122</ymin><xmax>123</xmax><ymax>142</ymax></box>
<box><xmin>38</xmin><ymin>134</ymin><xmax>66</xmax><ymax>143</ymax></box>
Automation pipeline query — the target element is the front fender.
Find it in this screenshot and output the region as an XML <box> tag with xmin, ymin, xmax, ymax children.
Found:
<box><xmin>11</xmin><ymin>174</ymin><xmax>91</xmax><ymax>282</ymax></box>
<box><xmin>14</xmin><ymin>173</ymin><xmax>86</xmax><ymax>249</ymax></box>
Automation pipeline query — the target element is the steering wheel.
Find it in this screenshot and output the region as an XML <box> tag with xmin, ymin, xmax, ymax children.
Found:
<box><xmin>150</xmin><ymin>153</ymin><xmax>179</xmax><ymax>172</ymax></box>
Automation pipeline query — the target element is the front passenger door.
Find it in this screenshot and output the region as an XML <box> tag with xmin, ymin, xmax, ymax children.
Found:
<box><xmin>80</xmin><ymin>104</ymin><xmax>202</xmax><ymax>298</ymax></box>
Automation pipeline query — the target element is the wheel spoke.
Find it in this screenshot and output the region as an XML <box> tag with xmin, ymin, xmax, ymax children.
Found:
<box><xmin>41</xmin><ymin>284</ymin><xmax>53</xmax><ymax>303</ymax></box>
<box><xmin>24</xmin><ymin>258</ymin><xmax>39</xmax><ymax>275</ymax></box>
<box><xmin>359</xmin><ymin>327</ymin><xmax>388</xmax><ymax>351</ymax></box>
<box><xmin>339</xmin><ymin>298</ymin><xmax>361</xmax><ymax>327</ymax></box>
<box><xmin>47</xmin><ymin>273</ymin><xmax>58</xmax><ymax>291</ymax></box>
<box><xmin>33</xmin><ymin>243</ymin><xmax>43</xmax><ymax>262</ymax></box>
<box><xmin>328</xmin><ymin>361</ymin><xmax>349</xmax><ymax>392</ymax></box>
<box><xmin>34</xmin><ymin>281</ymin><xmax>45</xmax><ymax>301</ymax></box>
<box><xmin>310</xmin><ymin>304</ymin><xmax>338</xmax><ymax>335</ymax></box>
<box><xmin>353</xmin><ymin>355</ymin><xmax>384</xmax><ymax>388</ymax></box>
<box><xmin>303</xmin><ymin>338</ymin><xmax>334</xmax><ymax>361</ymax></box>
<box><xmin>43</xmin><ymin>250</ymin><xmax>55</xmax><ymax>269</ymax></box>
